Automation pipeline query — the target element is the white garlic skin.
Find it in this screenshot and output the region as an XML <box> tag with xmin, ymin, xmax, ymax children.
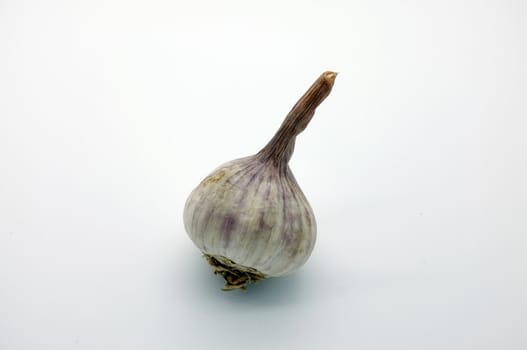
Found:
<box><xmin>183</xmin><ymin>155</ymin><xmax>316</xmax><ymax>277</ymax></box>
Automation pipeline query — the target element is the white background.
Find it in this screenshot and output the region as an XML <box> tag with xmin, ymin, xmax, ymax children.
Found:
<box><xmin>1</xmin><ymin>0</ymin><xmax>526</xmax><ymax>349</ymax></box>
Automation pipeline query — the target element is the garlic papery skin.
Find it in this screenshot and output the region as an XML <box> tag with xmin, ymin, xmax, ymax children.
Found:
<box><xmin>184</xmin><ymin>156</ymin><xmax>316</xmax><ymax>279</ymax></box>
<box><xmin>183</xmin><ymin>72</ymin><xmax>337</xmax><ymax>290</ymax></box>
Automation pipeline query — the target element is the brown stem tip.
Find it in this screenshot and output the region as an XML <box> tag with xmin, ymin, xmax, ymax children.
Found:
<box><xmin>323</xmin><ymin>71</ymin><xmax>338</xmax><ymax>85</ymax></box>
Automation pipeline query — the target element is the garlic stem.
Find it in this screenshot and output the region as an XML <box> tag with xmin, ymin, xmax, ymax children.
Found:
<box><xmin>257</xmin><ymin>71</ymin><xmax>337</xmax><ymax>166</ymax></box>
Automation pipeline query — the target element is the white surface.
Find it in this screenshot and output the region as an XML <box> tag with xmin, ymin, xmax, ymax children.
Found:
<box><xmin>1</xmin><ymin>1</ymin><xmax>526</xmax><ymax>349</ymax></box>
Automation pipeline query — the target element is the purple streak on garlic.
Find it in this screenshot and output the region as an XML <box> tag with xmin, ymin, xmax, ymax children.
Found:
<box><xmin>183</xmin><ymin>72</ymin><xmax>337</xmax><ymax>290</ymax></box>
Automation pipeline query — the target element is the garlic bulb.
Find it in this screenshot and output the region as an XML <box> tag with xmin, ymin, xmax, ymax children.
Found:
<box><xmin>184</xmin><ymin>71</ymin><xmax>337</xmax><ymax>290</ymax></box>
